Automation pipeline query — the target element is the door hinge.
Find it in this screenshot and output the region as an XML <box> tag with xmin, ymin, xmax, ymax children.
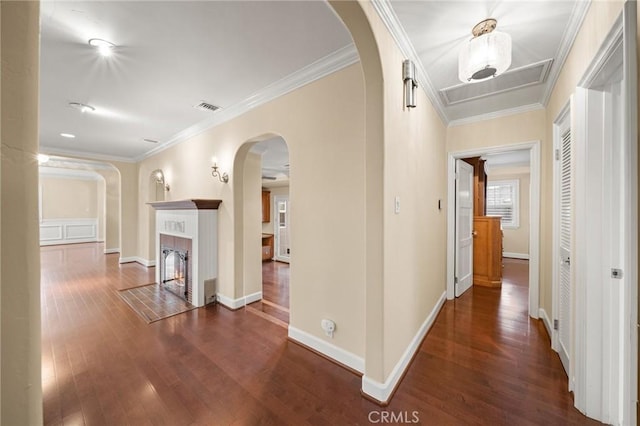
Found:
<box><xmin>555</xmin><ymin>149</ymin><xmax>560</xmax><ymax>161</ymax></box>
<box><xmin>454</xmin><ymin>276</ymin><xmax>459</xmax><ymax>285</ymax></box>
<box><xmin>553</xmin><ymin>319</ymin><xmax>559</xmax><ymax>330</ymax></box>
<box><xmin>611</xmin><ymin>268</ymin><xmax>623</xmax><ymax>279</ymax></box>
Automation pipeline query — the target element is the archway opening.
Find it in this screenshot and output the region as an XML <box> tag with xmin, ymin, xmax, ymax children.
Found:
<box><xmin>233</xmin><ymin>134</ymin><xmax>291</xmax><ymax>325</ymax></box>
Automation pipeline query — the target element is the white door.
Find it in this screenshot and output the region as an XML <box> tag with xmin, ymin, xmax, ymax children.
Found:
<box><xmin>274</xmin><ymin>196</ymin><xmax>290</xmax><ymax>263</ymax></box>
<box><xmin>455</xmin><ymin>160</ymin><xmax>474</xmax><ymax>297</ymax></box>
<box><xmin>557</xmin><ymin>126</ymin><xmax>572</xmax><ymax>375</ymax></box>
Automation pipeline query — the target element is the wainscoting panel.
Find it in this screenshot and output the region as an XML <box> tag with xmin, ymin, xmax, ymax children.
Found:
<box><xmin>40</xmin><ymin>218</ymin><xmax>98</xmax><ymax>246</ymax></box>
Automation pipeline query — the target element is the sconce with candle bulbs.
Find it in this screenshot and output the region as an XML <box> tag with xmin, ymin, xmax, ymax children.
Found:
<box><xmin>211</xmin><ymin>157</ymin><xmax>229</xmax><ymax>183</ymax></box>
<box><xmin>152</xmin><ymin>169</ymin><xmax>170</xmax><ymax>191</ymax></box>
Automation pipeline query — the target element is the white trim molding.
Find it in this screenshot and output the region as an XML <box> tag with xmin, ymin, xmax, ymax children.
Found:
<box><xmin>503</xmin><ymin>252</ymin><xmax>529</xmax><ymax>260</ymax></box>
<box><xmin>104</xmin><ymin>248</ymin><xmax>120</xmax><ymax>254</ymax></box>
<box><xmin>118</xmin><ymin>256</ymin><xmax>155</xmax><ymax>267</ymax></box>
<box><xmin>136</xmin><ymin>258</ymin><xmax>156</xmax><ymax>268</ymax></box>
<box><xmin>361</xmin><ymin>291</ymin><xmax>446</xmax><ymax>403</ymax></box>
<box><xmin>39</xmin><ymin>218</ymin><xmax>98</xmax><ymax>246</ymax></box>
<box><xmin>288</xmin><ymin>325</ymin><xmax>365</xmax><ymax>374</ymax></box>
<box><xmin>216</xmin><ymin>291</ymin><xmax>263</xmax><ymax>310</ymax></box>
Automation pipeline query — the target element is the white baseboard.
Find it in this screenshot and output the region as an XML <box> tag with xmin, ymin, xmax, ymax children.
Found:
<box><xmin>216</xmin><ymin>291</ymin><xmax>263</xmax><ymax>310</ymax></box>
<box><xmin>362</xmin><ymin>291</ymin><xmax>446</xmax><ymax>404</ymax></box>
<box><xmin>503</xmin><ymin>252</ymin><xmax>530</xmax><ymax>260</ymax></box>
<box><xmin>539</xmin><ymin>308</ymin><xmax>553</xmax><ymax>338</ymax></box>
<box><xmin>118</xmin><ymin>256</ymin><xmax>155</xmax><ymax>267</ymax></box>
<box><xmin>104</xmin><ymin>248</ymin><xmax>120</xmax><ymax>254</ymax></box>
<box><xmin>288</xmin><ymin>325</ymin><xmax>364</xmax><ymax>374</ymax></box>
<box><xmin>136</xmin><ymin>258</ymin><xmax>156</xmax><ymax>267</ymax></box>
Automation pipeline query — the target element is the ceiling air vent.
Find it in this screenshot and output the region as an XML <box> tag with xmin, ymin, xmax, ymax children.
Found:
<box><xmin>193</xmin><ymin>101</ymin><xmax>221</xmax><ymax>112</ymax></box>
<box><xmin>439</xmin><ymin>59</ymin><xmax>553</xmax><ymax>106</ymax></box>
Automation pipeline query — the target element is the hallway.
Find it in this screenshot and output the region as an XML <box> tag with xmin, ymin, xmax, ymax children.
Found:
<box><xmin>41</xmin><ymin>244</ymin><xmax>598</xmax><ymax>425</ymax></box>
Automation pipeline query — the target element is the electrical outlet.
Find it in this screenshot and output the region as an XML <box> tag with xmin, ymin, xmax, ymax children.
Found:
<box><xmin>321</xmin><ymin>319</ymin><xmax>336</xmax><ymax>338</ymax></box>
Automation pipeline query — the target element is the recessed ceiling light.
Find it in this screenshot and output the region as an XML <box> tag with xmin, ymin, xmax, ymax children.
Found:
<box><xmin>88</xmin><ymin>38</ymin><xmax>115</xmax><ymax>57</ymax></box>
<box><xmin>69</xmin><ymin>102</ymin><xmax>95</xmax><ymax>113</ymax></box>
<box><xmin>60</xmin><ymin>133</ymin><xmax>76</xmax><ymax>138</ymax></box>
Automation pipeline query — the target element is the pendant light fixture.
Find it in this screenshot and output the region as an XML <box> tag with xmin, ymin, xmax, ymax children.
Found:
<box><xmin>458</xmin><ymin>18</ymin><xmax>511</xmax><ymax>83</ymax></box>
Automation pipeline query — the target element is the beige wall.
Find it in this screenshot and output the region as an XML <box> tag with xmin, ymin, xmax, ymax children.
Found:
<box><xmin>40</xmin><ymin>176</ymin><xmax>99</xmax><ymax>219</ymax></box>
<box><xmin>488</xmin><ymin>168</ymin><xmax>530</xmax><ymax>256</ymax></box>
<box><xmin>1</xmin><ymin>1</ymin><xmax>43</xmax><ymax>424</ymax></box>
<box><xmin>136</xmin><ymin>63</ymin><xmax>367</xmax><ymax>358</ymax></box>
<box><xmin>242</xmin><ymin>152</ymin><xmax>262</xmax><ymax>296</ymax></box>
<box><xmin>447</xmin><ymin>109</ymin><xmax>546</xmax><ymax>153</ymax></box>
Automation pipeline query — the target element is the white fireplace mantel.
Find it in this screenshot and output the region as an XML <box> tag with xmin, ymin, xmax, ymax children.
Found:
<box><xmin>149</xmin><ymin>199</ymin><xmax>222</xmax><ymax>307</ymax></box>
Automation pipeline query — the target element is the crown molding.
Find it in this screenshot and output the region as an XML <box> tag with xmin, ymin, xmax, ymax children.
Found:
<box><xmin>39</xmin><ymin>146</ymin><xmax>136</xmax><ymax>164</ymax></box>
<box><xmin>448</xmin><ymin>103</ymin><xmax>545</xmax><ymax>127</ymax></box>
<box><xmin>135</xmin><ymin>43</ymin><xmax>360</xmax><ymax>162</ymax></box>
<box><xmin>370</xmin><ymin>0</ymin><xmax>449</xmax><ymax>125</ymax></box>
<box><xmin>39</xmin><ymin>166</ymin><xmax>102</xmax><ymax>180</ymax></box>
<box><xmin>541</xmin><ymin>0</ymin><xmax>591</xmax><ymax>105</ymax></box>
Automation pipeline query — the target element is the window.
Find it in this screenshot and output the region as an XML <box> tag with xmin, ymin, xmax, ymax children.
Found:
<box><xmin>486</xmin><ymin>179</ymin><xmax>519</xmax><ymax>228</ymax></box>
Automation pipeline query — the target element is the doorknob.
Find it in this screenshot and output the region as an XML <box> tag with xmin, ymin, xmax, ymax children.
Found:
<box><xmin>564</xmin><ymin>257</ymin><xmax>570</xmax><ymax>265</ymax></box>
<box><xmin>472</xmin><ymin>230</ymin><xmax>478</xmax><ymax>237</ymax></box>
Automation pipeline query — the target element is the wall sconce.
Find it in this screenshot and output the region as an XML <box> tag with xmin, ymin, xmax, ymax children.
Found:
<box><xmin>402</xmin><ymin>59</ymin><xmax>418</xmax><ymax>108</ymax></box>
<box><xmin>153</xmin><ymin>169</ymin><xmax>170</xmax><ymax>191</ymax></box>
<box><xmin>211</xmin><ymin>157</ymin><xmax>229</xmax><ymax>183</ymax></box>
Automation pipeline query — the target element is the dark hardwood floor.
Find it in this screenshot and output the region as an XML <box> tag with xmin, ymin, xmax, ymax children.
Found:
<box><xmin>41</xmin><ymin>244</ymin><xmax>599</xmax><ymax>425</ymax></box>
<box><xmin>244</xmin><ymin>261</ymin><xmax>290</xmax><ymax>327</ymax></box>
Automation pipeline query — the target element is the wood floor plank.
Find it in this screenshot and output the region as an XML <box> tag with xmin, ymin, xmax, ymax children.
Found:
<box><xmin>41</xmin><ymin>244</ymin><xmax>600</xmax><ymax>425</ymax></box>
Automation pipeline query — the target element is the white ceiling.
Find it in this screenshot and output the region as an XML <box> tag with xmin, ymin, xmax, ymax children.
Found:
<box><xmin>39</xmin><ymin>1</ymin><xmax>352</xmax><ymax>161</ymax></box>
<box><xmin>39</xmin><ymin>1</ymin><xmax>589</xmax><ymax>163</ymax></box>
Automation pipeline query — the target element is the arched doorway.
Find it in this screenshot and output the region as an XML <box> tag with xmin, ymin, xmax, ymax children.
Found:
<box><xmin>232</xmin><ymin>135</ymin><xmax>291</xmax><ymax>324</ymax></box>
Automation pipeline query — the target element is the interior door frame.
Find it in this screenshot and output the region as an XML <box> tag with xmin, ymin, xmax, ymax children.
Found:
<box><xmin>572</xmin><ymin>3</ymin><xmax>637</xmax><ymax>423</ymax></box>
<box><xmin>446</xmin><ymin>140</ymin><xmax>541</xmax><ymax>319</ymax></box>
<box><xmin>551</xmin><ymin>100</ymin><xmax>571</xmax><ymax>380</ymax></box>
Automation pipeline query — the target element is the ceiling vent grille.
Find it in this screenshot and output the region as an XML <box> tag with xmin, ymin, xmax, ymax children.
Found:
<box><xmin>439</xmin><ymin>59</ymin><xmax>553</xmax><ymax>106</ymax></box>
<box><xmin>193</xmin><ymin>101</ymin><xmax>221</xmax><ymax>112</ymax></box>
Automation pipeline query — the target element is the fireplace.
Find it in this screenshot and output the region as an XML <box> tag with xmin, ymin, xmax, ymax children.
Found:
<box><xmin>160</xmin><ymin>234</ymin><xmax>192</xmax><ymax>303</ymax></box>
<box><xmin>149</xmin><ymin>199</ymin><xmax>222</xmax><ymax>307</ymax></box>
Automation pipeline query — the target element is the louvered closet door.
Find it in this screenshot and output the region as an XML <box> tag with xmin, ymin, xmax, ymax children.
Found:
<box><xmin>558</xmin><ymin>128</ymin><xmax>572</xmax><ymax>374</ymax></box>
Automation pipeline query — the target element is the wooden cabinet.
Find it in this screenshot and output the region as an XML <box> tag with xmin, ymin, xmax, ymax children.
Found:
<box><xmin>472</xmin><ymin>216</ymin><xmax>502</xmax><ymax>287</ymax></box>
<box><xmin>261</xmin><ymin>234</ymin><xmax>273</xmax><ymax>261</ymax></box>
<box><xmin>262</xmin><ymin>190</ymin><xmax>270</xmax><ymax>223</ymax></box>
